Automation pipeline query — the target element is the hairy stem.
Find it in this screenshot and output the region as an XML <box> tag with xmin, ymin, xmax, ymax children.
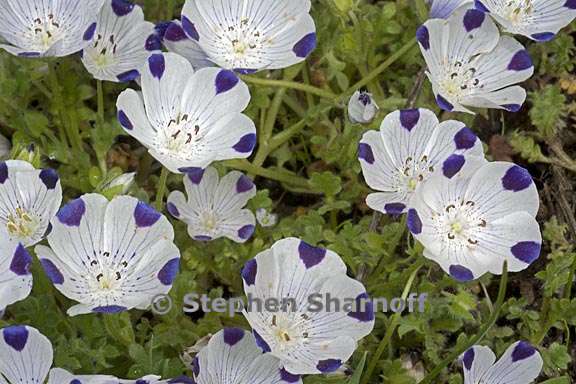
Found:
<box><xmin>240</xmin><ymin>75</ymin><xmax>337</xmax><ymax>100</ymax></box>
<box><xmin>155</xmin><ymin>167</ymin><xmax>170</xmax><ymax>211</ymax></box>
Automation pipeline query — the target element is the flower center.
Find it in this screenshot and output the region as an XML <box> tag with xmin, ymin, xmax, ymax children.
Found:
<box><xmin>87</xmin><ymin>253</ymin><xmax>128</xmax><ymax>296</ymax></box>
<box><xmin>432</xmin><ymin>200</ymin><xmax>487</xmax><ymax>247</ymax></box>
<box><xmin>397</xmin><ymin>155</ymin><xmax>434</xmax><ymax>194</ymax></box>
<box><xmin>88</xmin><ymin>33</ymin><xmax>119</xmax><ymax>69</ymax></box>
<box><xmin>269</xmin><ymin>313</ymin><xmax>310</xmax><ymax>352</ymax></box>
<box><xmin>214</xmin><ymin>18</ymin><xmax>269</xmax><ymax>68</ymax></box>
<box><xmin>6</xmin><ymin>207</ymin><xmax>39</xmax><ymax>240</ymax></box>
<box><xmin>26</xmin><ymin>14</ymin><xmax>63</xmax><ymax>51</ymax></box>
<box><xmin>438</xmin><ymin>62</ymin><xmax>481</xmax><ymax>101</ymax></box>
<box><xmin>156</xmin><ymin>113</ymin><xmax>205</xmax><ymax>160</ymax></box>
<box><xmin>199</xmin><ymin>211</ymin><xmax>219</xmax><ymax>233</ymax></box>
<box><xmin>502</xmin><ymin>0</ymin><xmax>533</xmax><ymax>24</ymax></box>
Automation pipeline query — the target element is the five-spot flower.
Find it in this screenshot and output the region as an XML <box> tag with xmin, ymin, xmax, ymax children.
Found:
<box><xmin>474</xmin><ymin>0</ymin><xmax>576</xmax><ymax>42</ymax></box>
<box><xmin>35</xmin><ymin>194</ymin><xmax>181</xmax><ymax>316</ymax></box>
<box><xmin>180</xmin><ymin>0</ymin><xmax>317</xmax><ymax>73</ymax></box>
<box><xmin>159</xmin><ymin>20</ymin><xmax>213</xmax><ymax>70</ymax></box>
<box><xmin>417</xmin><ymin>6</ymin><xmax>534</xmax><ymax>113</ymax></box>
<box><xmin>167</xmin><ymin>167</ymin><xmax>256</xmax><ymax>243</ymax></box>
<box><xmin>0</xmin><ymin>160</ymin><xmax>62</xmax><ymax>247</ymax></box>
<box><xmin>82</xmin><ymin>0</ymin><xmax>156</xmax><ymax>82</ymax></box>
<box><xmin>192</xmin><ymin>328</ymin><xmax>302</xmax><ymax>384</ymax></box>
<box><xmin>0</xmin><ymin>0</ymin><xmax>105</xmax><ymax>57</ymax></box>
<box><xmin>241</xmin><ymin>237</ymin><xmax>375</xmax><ymax>375</ymax></box>
<box><xmin>460</xmin><ymin>341</ymin><xmax>542</xmax><ymax>384</ymax></box>
<box><xmin>348</xmin><ymin>90</ymin><xmax>379</xmax><ymax>124</ymax></box>
<box><xmin>358</xmin><ymin>108</ymin><xmax>484</xmax><ymax>215</ymax></box>
<box><xmin>116</xmin><ymin>52</ymin><xmax>256</xmax><ymax>173</ymax></box>
<box><xmin>408</xmin><ymin>159</ymin><xmax>541</xmax><ymax>281</ymax></box>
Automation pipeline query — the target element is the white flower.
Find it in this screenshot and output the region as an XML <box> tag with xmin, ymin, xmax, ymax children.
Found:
<box><xmin>461</xmin><ymin>341</ymin><xmax>542</xmax><ymax>384</ymax></box>
<box><xmin>474</xmin><ymin>0</ymin><xmax>576</xmax><ymax>41</ymax></box>
<box><xmin>0</xmin><ymin>325</ymin><xmax>114</xmax><ymax>384</ymax></box>
<box><xmin>408</xmin><ymin>158</ymin><xmax>541</xmax><ymax>281</ymax></box>
<box><xmin>116</xmin><ymin>52</ymin><xmax>256</xmax><ymax>173</ymax></box>
<box><xmin>0</xmin><ymin>134</ymin><xmax>11</xmax><ymax>159</ymax></box>
<box><xmin>256</xmin><ymin>208</ymin><xmax>278</xmax><ymax>228</ymax></box>
<box><xmin>0</xmin><ymin>160</ymin><xmax>63</xmax><ymax>247</ymax></box>
<box><xmin>241</xmin><ymin>238</ymin><xmax>375</xmax><ymax>375</ymax></box>
<box><xmin>159</xmin><ymin>20</ymin><xmax>213</xmax><ymax>70</ymax></box>
<box><xmin>35</xmin><ymin>193</ymin><xmax>181</xmax><ymax>316</ymax></box>
<box><xmin>429</xmin><ymin>0</ymin><xmax>472</xmax><ymax>18</ymax></box>
<box><xmin>0</xmin><ymin>238</ymin><xmax>32</xmax><ymax>310</ymax></box>
<box><xmin>0</xmin><ymin>0</ymin><xmax>105</xmax><ymax>57</ymax></box>
<box><xmin>348</xmin><ymin>90</ymin><xmax>379</xmax><ymax>124</ymax></box>
<box><xmin>180</xmin><ymin>0</ymin><xmax>317</xmax><ymax>72</ymax></box>
<box><xmin>417</xmin><ymin>6</ymin><xmax>534</xmax><ymax>113</ymax></box>
<box><xmin>81</xmin><ymin>0</ymin><xmax>156</xmax><ymax>82</ymax></box>
<box><xmin>192</xmin><ymin>328</ymin><xmax>302</xmax><ymax>384</ymax></box>
<box><xmin>167</xmin><ymin>167</ymin><xmax>256</xmax><ymax>243</ymax></box>
<box><xmin>358</xmin><ymin>108</ymin><xmax>484</xmax><ymax>215</ymax></box>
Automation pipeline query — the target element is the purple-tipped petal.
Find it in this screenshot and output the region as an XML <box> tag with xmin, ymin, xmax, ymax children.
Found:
<box><xmin>442</xmin><ymin>154</ymin><xmax>465</xmax><ymax>178</ymax></box>
<box><xmin>384</xmin><ymin>202</ymin><xmax>406</xmax><ymax>215</ymax></box>
<box><xmin>501</xmin><ymin>165</ymin><xmax>532</xmax><ymax>191</ymax></box>
<box><xmin>531</xmin><ymin>32</ymin><xmax>555</xmax><ymax>42</ymax></box>
<box><xmin>298</xmin><ymin>241</ymin><xmax>326</xmax><ymax>268</ymax></box>
<box><xmin>449</xmin><ymin>264</ymin><xmax>474</xmax><ymax>281</ymax></box>
<box><xmin>3</xmin><ymin>326</ymin><xmax>29</xmax><ymax>351</ymax></box>
<box><xmin>39</xmin><ymin>169</ymin><xmax>59</xmax><ymax>189</ymax></box>
<box><xmin>232</xmin><ymin>133</ymin><xmax>256</xmax><ymax>153</ymax></box>
<box><xmin>436</xmin><ymin>94</ymin><xmax>454</xmax><ymax>111</ymax></box>
<box><xmin>358</xmin><ymin>143</ymin><xmax>375</xmax><ymax>164</ymax></box>
<box><xmin>0</xmin><ymin>162</ymin><xmax>7</xmax><ymax>183</ymax></box>
<box><xmin>399</xmin><ymin>109</ymin><xmax>420</xmax><ymax>131</ymax></box>
<box><xmin>165</xmin><ymin>22</ymin><xmax>187</xmax><ymax>41</ymax></box>
<box><xmin>158</xmin><ymin>258</ymin><xmax>180</xmax><ymax>285</ymax></box>
<box><xmin>454</xmin><ymin>127</ymin><xmax>477</xmax><ymax>150</ymax></box>
<box><xmin>148</xmin><ymin>53</ymin><xmax>166</xmax><ymax>79</ymax></box>
<box><xmin>118</xmin><ymin>110</ymin><xmax>133</xmax><ymax>129</ymax></box>
<box><xmin>167</xmin><ymin>202</ymin><xmax>180</xmax><ymax>218</ymax></box>
<box><xmin>508</xmin><ymin>50</ymin><xmax>532</xmax><ymax>71</ymax></box>
<box><xmin>511</xmin><ymin>341</ymin><xmax>537</xmax><ymax>361</ymax></box>
<box><xmin>223</xmin><ymin>328</ymin><xmax>244</xmax><ymax>346</ymax></box>
<box><xmin>293</xmin><ymin>33</ymin><xmax>316</xmax><ymax>58</ymax></box>
<box><xmin>407</xmin><ymin>209</ymin><xmax>422</xmax><ymax>234</ymax></box>
<box><xmin>242</xmin><ymin>259</ymin><xmax>257</xmax><ymax>286</ymax></box>
<box><xmin>215</xmin><ymin>69</ymin><xmax>239</xmax><ymax>94</ymax></box>
<box><xmin>463</xmin><ymin>9</ymin><xmax>485</xmax><ymax>32</ymax></box>
<box><xmin>236</xmin><ymin>174</ymin><xmax>254</xmax><ymax>193</ymax></box>
<box><xmin>416</xmin><ymin>25</ymin><xmax>430</xmax><ymax>50</ymax></box>
<box><xmin>253</xmin><ymin>330</ymin><xmax>271</xmax><ymax>352</ymax></box>
<box><xmin>93</xmin><ymin>305</ymin><xmax>127</xmax><ymax>313</ymax></box>
<box><xmin>317</xmin><ymin>359</ymin><xmax>342</xmax><ymax>373</ymax></box>
<box><xmin>181</xmin><ymin>16</ymin><xmax>199</xmax><ymax>40</ymax></box>
<box><xmin>111</xmin><ymin>0</ymin><xmax>135</xmax><ymax>16</ymax></box>
<box><xmin>511</xmin><ymin>241</ymin><xmax>540</xmax><ymax>264</ymax></box>
<box><xmin>347</xmin><ymin>292</ymin><xmax>375</xmax><ymax>322</ymax></box>
<box><xmin>10</xmin><ymin>244</ymin><xmax>32</xmax><ymax>276</ymax></box>
<box><xmin>238</xmin><ymin>224</ymin><xmax>255</xmax><ymax>240</ymax></box>
<box><xmin>134</xmin><ymin>201</ymin><xmax>161</xmax><ymax>227</ymax></box>
<box><xmin>40</xmin><ymin>258</ymin><xmax>64</xmax><ymax>284</ymax></box>
<box><xmin>117</xmin><ymin>69</ymin><xmax>140</xmax><ymax>82</ymax></box>
<box><xmin>83</xmin><ymin>22</ymin><xmax>97</xmax><ymax>41</ymax></box>
<box><xmin>57</xmin><ymin>198</ymin><xmax>86</xmax><ymax>226</ymax></box>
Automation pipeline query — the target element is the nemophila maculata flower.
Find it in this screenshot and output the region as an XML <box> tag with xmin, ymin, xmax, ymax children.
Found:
<box><xmin>429</xmin><ymin>0</ymin><xmax>471</xmax><ymax>18</ymax></box>
<box><xmin>348</xmin><ymin>90</ymin><xmax>379</xmax><ymax>124</ymax></box>
<box><xmin>192</xmin><ymin>328</ymin><xmax>302</xmax><ymax>384</ymax></box>
<box><xmin>474</xmin><ymin>0</ymin><xmax>576</xmax><ymax>41</ymax></box>
<box><xmin>35</xmin><ymin>194</ymin><xmax>181</xmax><ymax>316</ymax></box>
<box><xmin>241</xmin><ymin>237</ymin><xmax>375</xmax><ymax>375</ymax></box>
<box><xmin>167</xmin><ymin>167</ymin><xmax>257</xmax><ymax>243</ymax></box>
<box><xmin>408</xmin><ymin>158</ymin><xmax>541</xmax><ymax>281</ymax></box>
<box><xmin>461</xmin><ymin>341</ymin><xmax>542</xmax><ymax>384</ymax></box>
<box><xmin>81</xmin><ymin>0</ymin><xmax>156</xmax><ymax>82</ymax></box>
<box><xmin>358</xmin><ymin>108</ymin><xmax>484</xmax><ymax>216</ymax></box>
<box><xmin>0</xmin><ymin>0</ymin><xmax>105</xmax><ymax>57</ymax></box>
<box><xmin>256</xmin><ymin>208</ymin><xmax>278</xmax><ymax>228</ymax></box>
<box><xmin>180</xmin><ymin>0</ymin><xmax>317</xmax><ymax>73</ymax></box>
<box><xmin>116</xmin><ymin>52</ymin><xmax>256</xmax><ymax>173</ymax></box>
<box><xmin>48</xmin><ymin>367</ymin><xmax>117</xmax><ymax>383</ymax></box>
<box><xmin>0</xmin><ymin>160</ymin><xmax>62</xmax><ymax>247</ymax></box>
<box><xmin>159</xmin><ymin>20</ymin><xmax>213</xmax><ymax>70</ymax></box>
<box><xmin>417</xmin><ymin>6</ymin><xmax>534</xmax><ymax>113</ymax></box>
<box><xmin>0</xmin><ymin>238</ymin><xmax>32</xmax><ymax>310</ymax></box>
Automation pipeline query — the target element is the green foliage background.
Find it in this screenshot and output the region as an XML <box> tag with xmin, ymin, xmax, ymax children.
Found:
<box><xmin>0</xmin><ymin>0</ymin><xmax>575</xmax><ymax>383</ymax></box>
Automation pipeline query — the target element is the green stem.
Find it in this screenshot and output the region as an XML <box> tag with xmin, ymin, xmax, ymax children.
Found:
<box><xmin>155</xmin><ymin>167</ymin><xmax>169</xmax><ymax>211</ymax></box>
<box><xmin>253</xmin><ymin>88</ymin><xmax>287</xmax><ymax>167</ymax></box>
<box><xmin>225</xmin><ymin>159</ymin><xmax>314</xmax><ymax>191</ymax></box>
<box><xmin>240</xmin><ymin>75</ymin><xmax>337</xmax><ymax>101</ymax></box>
<box><xmin>361</xmin><ymin>260</ymin><xmax>424</xmax><ymax>384</ymax></box>
<box><xmin>48</xmin><ymin>61</ymin><xmax>69</xmax><ymax>148</ymax></box>
<box><xmin>96</xmin><ymin>80</ymin><xmax>107</xmax><ymax>174</ymax></box>
<box><xmin>419</xmin><ymin>263</ymin><xmax>509</xmax><ymax>384</ymax></box>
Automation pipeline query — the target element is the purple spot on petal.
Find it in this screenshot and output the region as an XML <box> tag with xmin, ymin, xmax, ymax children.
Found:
<box><xmin>298</xmin><ymin>241</ymin><xmax>326</xmax><ymax>268</ymax></box>
<box><xmin>442</xmin><ymin>154</ymin><xmax>465</xmax><ymax>178</ymax></box>
<box><xmin>407</xmin><ymin>209</ymin><xmax>422</xmax><ymax>234</ymax></box>
<box><xmin>145</xmin><ymin>34</ymin><xmax>162</xmax><ymax>51</ymax></box>
<box><xmin>242</xmin><ymin>259</ymin><xmax>257</xmax><ymax>286</ymax></box>
<box><xmin>165</xmin><ymin>22</ymin><xmax>187</xmax><ymax>41</ymax></box>
<box><xmin>449</xmin><ymin>265</ymin><xmax>474</xmax><ymax>281</ymax></box>
<box><xmin>134</xmin><ymin>201</ymin><xmax>161</xmax><ymax>227</ymax></box>
<box><xmin>118</xmin><ymin>110</ymin><xmax>133</xmax><ymax>130</ymax></box>
<box><xmin>148</xmin><ymin>53</ymin><xmax>165</xmax><ymax>79</ymax></box>
<box><xmin>358</xmin><ymin>143</ymin><xmax>375</xmax><ymax>164</ymax></box>
<box><xmin>384</xmin><ymin>202</ymin><xmax>406</xmax><ymax>215</ymax></box>
<box><xmin>236</xmin><ymin>174</ymin><xmax>254</xmax><ymax>193</ymax></box>
<box><xmin>416</xmin><ymin>25</ymin><xmax>430</xmax><ymax>50</ymax></box>
<box><xmin>181</xmin><ymin>16</ymin><xmax>199</xmax><ymax>40</ymax></box>
<box><xmin>253</xmin><ymin>330</ymin><xmax>271</xmax><ymax>352</ymax></box>
<box><xmin>167</xmin><ymin>202</ymin><xmax>180</xmax><ymax>218</ymax></box>
<box><xmin>0</xmin><ymin>162</ymin><xmax>7</xmax><ymax>183</ymax></box>
<box><xmin>192</xmin><ymin>356</ymin><xmax>200</xmax><ymax>376</ymax></box>
<box><xmin>238</xmin><ymin>224</ymin><xmax>255</xmax><ymax>240</ymax></box>
<box><xmin>511</xmin><ymin>341</ymin><xmax>537</xmax><ymax>362</ymax></box>
<box><xmin>347</xmin><ymin>292</ymin><xmax>375</xmax><ymax>322</ymax></box>
<box><xmin>117</xmin><ymin>69</ymin><xmax>140</xmax><ymax>82</ymax></box>
<box><xmin>3</xmin><ymin>326</ymin><xmax>28</xmax><ymax>351</ymax></box>
<box><xmin>223</xmin><ymin>328</ymin><xmax>244</xmax><ymax>346</ymax></box>
<box><xmin>508</xmin><ymin>50</ymin><xmax>532</xmax><ymax>71</ymax></box>
<box><xmin>83</xmin><ymin>23</ymin><xmax>97</xmax><ymax>41</ymax></box>
<box><xmin>93</xmin><ymin>305</ymin><xmax>127</xmax><ymax>313</ymax></box>
<box><xmin>18</xmin><ymin>52</ymin><xmax>41</xmax><ymax>57</ymax></box>
<box><xmin>474</xmin><ymin>0</ymin><xmax>490</xmax><ymax>12</ymax></box>
<box><xmin>233</xmin><ymin>133</ymin><xmax>256</xmax><ymax>153</ymax></box>
<box><xmin>234</xmin><ymin>68</ymin><xmax>258</xmax><ymax>75</ymax></box>
<box><xmin>511</xmin><ymin>241</ymin><xmax>540</xmax><ymax>264</ymax></box>
<box><xmin>463</xmin><ymin>348</ymin><xmax>475</xmax><ymax>370</ymax></box>
<box><xmin>182</xmin><ymin>167</ymin><xmax>204</xmax><ymax>184</ymax></box>
<box><xmin>10</xmin><ymin>244</ymin><xmax>32</xmax><ymax>276</ymax></box>
<box><xmin>317</xmin><ymin>359</ymin><xmax>342</xmax><ymax>373</ymax></box>
<box><xmin>463</xmin><ymin>9</ymin><xmax>485</xmax><ymax>32</ymax></box>
<box><xmin>565</xmin><ymin>0</ymin><xmax>576</xmax><ymax>9</ymax></box>
<box><xmin>154</xmin><ymin>21</ymin><xmax>171</xmax><ymax>39</ymax></box>
<box><xmin>436</xmin><ymin>94</ymin><xmax>454</xmax><ymax>111</ymax></box>
<box><xmin>531</xmin><ymin>32</ymin><xmax>555</xmax><ymax>42</ymax></box>
<box><xmin>40</xmin><ymin>258</ymin><xmax>64</xmax><ymax>284</ymax></box>
<box><xmin>194</xmin><ymin>235</ymin><xmax>212</xmax><ymax>241</ymax></box>
<box><xmin>454</xmin><ymin>127</ymin><xmax>477</xmax><ymax>150</ymax></box>
<box><xmin>502</xmin><ymin>165</ymin><xmax>532</xmax><ymax>191</ymax></box>
<box><xmin>39</xmin><ymin>168</ymin><xmax>59</xmax><ymax>189</ymax></box>
<box><xmin>358</xmin><ymin>92</ymin><xmax>371</xmax><ymax>106</ymax></box>
<box><xmin>111</xmin><ymin>0</ymin><xmax>134</xmax><ymax>16</ymax></box>
<box><xmin>502</xmin><ymin>103</ymin><xmax>521</xmax><ymax>112</ymax></box>
<box><xmin>57</xmin><ymin>198</ymin><xmax>86</xmax><ymax>226</ymax></box>
<box><xmin>400</xmin><ymin>109</ymin><xmax>420</xmax><ymax>131</ymax></box>
<box><xmin>215</xmin><ymin>69</ymin><xmax>239</xmax><ymax>94</ymax></box>
<box><xmin>158</xmin><ymin>258</ymin><xmax>180</xmax><ymax>285</ymax></box>
<box><xmin>279</xmin><ymin>368</ymin><xmax>300</xmax><ymax>383</ymax></box>
<box><xmin>293</xmin><ymin>33</ymin><xmax>316</xmax><ymax>58</ymax></box>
